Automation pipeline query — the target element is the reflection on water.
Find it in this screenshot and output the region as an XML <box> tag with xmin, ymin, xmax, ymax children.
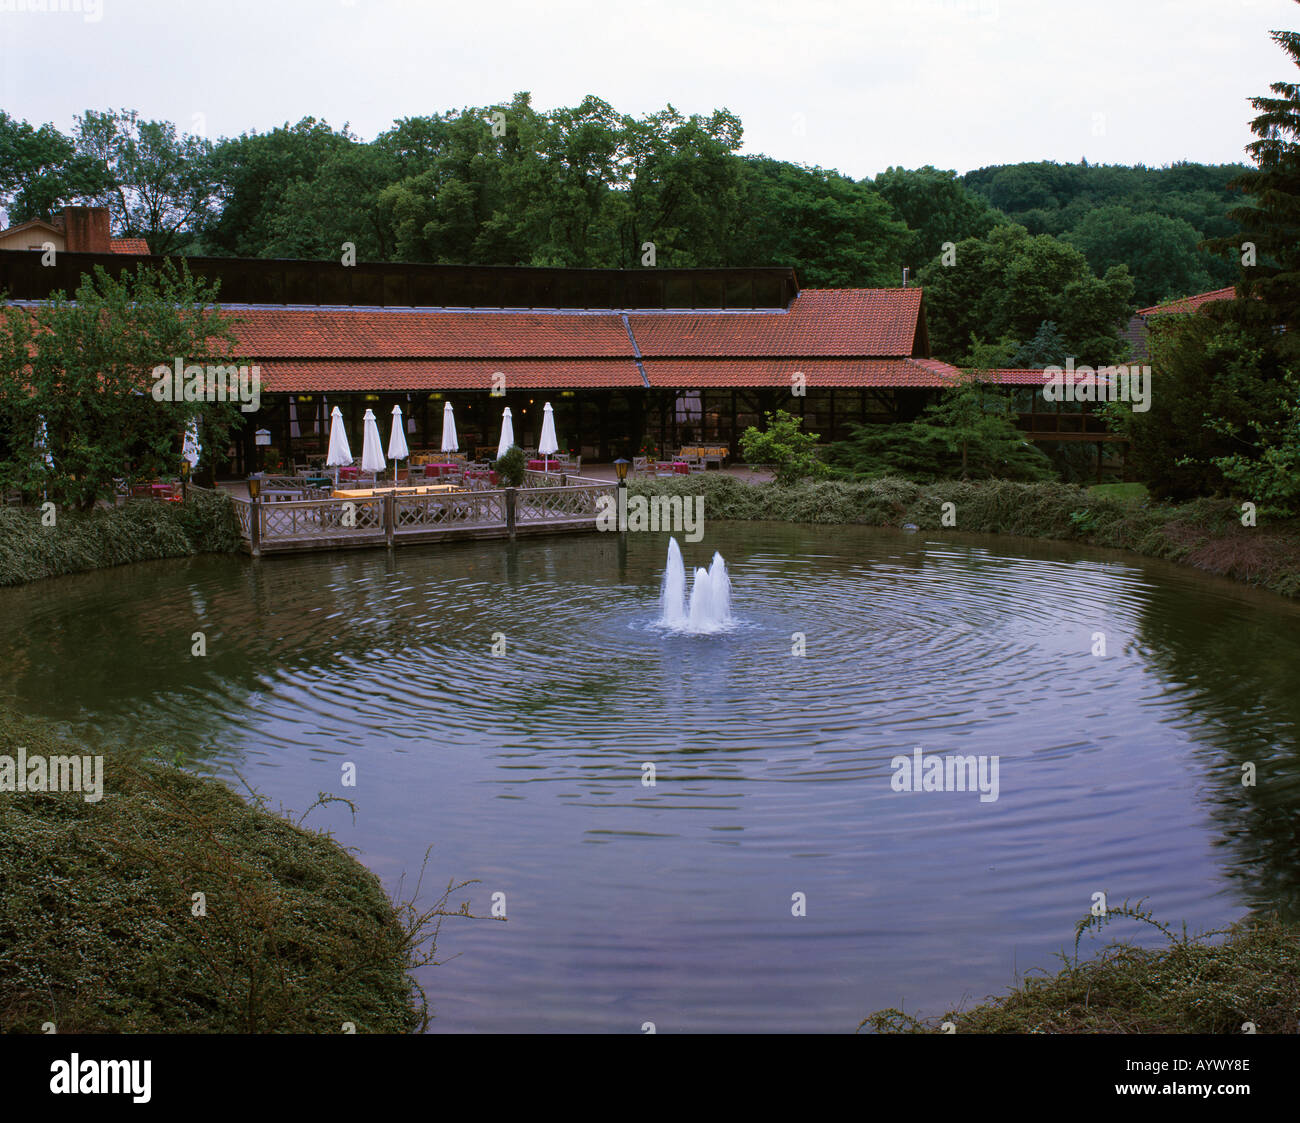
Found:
<box><xmin>2</xmin><ymin>523</ymin><xmax>1298</xmax><ymax>1032</ymax></box>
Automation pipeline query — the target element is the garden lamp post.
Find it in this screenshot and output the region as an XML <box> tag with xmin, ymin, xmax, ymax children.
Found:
<box><xmin>613</xmin><ymin>457</ymin><xmax>629</xmax><ymax>536</ymax></box>
<box><xmin>180</xmin><ymin>457</ymin><xmax>190</xmax><ymax>501</ymax></box>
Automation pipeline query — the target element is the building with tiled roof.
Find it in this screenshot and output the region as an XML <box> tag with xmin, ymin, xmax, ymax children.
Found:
<box><xmin>205</xmin><ymin>283</ymin><xmax>959</xmax><ymax>465</ymax></box>
<box><xmin>0</xmin><ymin>247</ymin><xmax>1122</xmax><ymax>474</ymax></box>
<box><xmin>1136</xmin><ymin>287</ymin><xmax>1237</xmax><ymax>316</ymax></box>
<box><xmin>0</xmin><ymin>206</ymin><xmax>149</xmax><ymax>256</ymax></box>
<box><xmin>1122</xmin><ymin>285</ymin><xmax>1237</xmax><ymax>360</ymax></box>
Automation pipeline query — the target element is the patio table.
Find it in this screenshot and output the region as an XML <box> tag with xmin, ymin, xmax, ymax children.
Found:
<box><xmin>655</xmin><ymin>461</ymin><xmax>690</xmax><ymax>475</ymax></box>
<box><xmin>331</xmin><ymin>485</ymin><xmax>457</xmax><ymax>499</ymax></box>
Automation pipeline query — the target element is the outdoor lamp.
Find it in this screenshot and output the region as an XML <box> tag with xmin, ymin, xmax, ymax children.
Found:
<box><xmin>180</xmin><ymin>458</ymin><xmax>191</xmax><ymax>500</ymax></box>
<box><xmin>247</xmin><ymin>476</ymin><xmax>261</xmax><ymax>501</ymax></box>
<box><xmin>254</xmin><ymin>429</ymin><xmax>271</xmax><ymax>446</ymax></box>
<box><xmin>614</xmin><ymin>458</ymin><xmax>630</xmax><ymax>483</ymax></box>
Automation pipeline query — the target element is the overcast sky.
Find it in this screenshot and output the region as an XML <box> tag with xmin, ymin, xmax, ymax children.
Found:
<box><xmin>1</xmin><ymin>0</ymin><xmax>1293</xmax><ymax>178</ymax></box>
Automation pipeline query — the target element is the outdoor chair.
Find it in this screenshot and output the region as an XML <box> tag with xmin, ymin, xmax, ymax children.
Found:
<box><xmin>632</xmin><ymin>456</ymin><xmax>649</xmax><ymax>475</ymax></box>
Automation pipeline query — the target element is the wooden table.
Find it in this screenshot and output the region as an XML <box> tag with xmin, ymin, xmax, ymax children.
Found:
<box><xmin>331</xmin><ymin>485</ymin><xmax>458</xmax><ymax>499</ymax></box>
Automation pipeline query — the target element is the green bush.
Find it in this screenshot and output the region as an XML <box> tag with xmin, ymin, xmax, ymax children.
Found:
<box><xmin>0</xmin><ymin>486</ymin><xmax>239</xmax><ymax>587</ymax></box>
<box><xmin>864</xmin><ymin>904</ymin><xmax>1300</xmax><ymax>1034</ymax></box>
<box><xmin>738</xmin><ymin>409</ymin><xmax>827</xmax><ymax>485</ymax></box>
<box><xmin>493</xmin><ymin>444</ymin><xmax>526</xmax><ymax>488</ymax></box>
<box><xmin>826</xmin><ymin>421</ymin><xmax>1055</xmax><ymax>483</ymax></box>
<box><xmin>0</xmin><ymin>709</ymin><xmax>424</xmax><ymax>1032</ymax></box>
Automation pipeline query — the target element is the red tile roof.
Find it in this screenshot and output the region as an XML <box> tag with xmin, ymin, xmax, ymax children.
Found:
<box><xmin>627</xmin><ymin>289</ymin><xmax>921</xmax><ymax>356</ymax></box>
<box><xmin>222</xmin><ymin>287</ymin><xmax>928</xmax><ymax>392</ymax></box>
<box><xmin>230</xmin><ymin>308</ymin><xmax>634</xmax><ymax>358</ymax></box>
<box><xmin>111</xmin><ymin>238</ymin><xmax>151</xmax><ymax>255</ymax></box>
<box><xmin>1136</xmin><ymin>287</ymin><xmax>1236</xmax><ymax>316</ymax></box>
<box><xmin>258</xmin><ymin>359</ymin><xmax>644</xmax><ymax>393</ymax></box>
<box><xmin>642</xmin><ymin>357</ymin><xmax>960</xmax><ymax>389</ymax></box>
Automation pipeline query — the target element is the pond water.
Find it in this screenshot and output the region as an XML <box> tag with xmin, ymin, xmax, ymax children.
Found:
<box><xmin>3</xmin><ymin>523</ymin><xmax>1299</xmax><ymax>1033</ymax></box>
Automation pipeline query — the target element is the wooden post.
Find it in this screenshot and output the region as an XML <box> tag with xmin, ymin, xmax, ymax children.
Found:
<box><xmin>384</xmin><ymin>491</ymin><xmax>395</xmax><ymax>547</ymax></box>
<box><xmin>505</xmin><ymin>486</ymin><xmax>517</xmax><ymax>539</ymax></box>
<box><xmin>250</xmin><ymin>499</ymin><xmax>261</xmax><ymax>557</ymax></box>
<box><xmin>560</xmin><ymin>473</ymin><xmax>567</xmax><ymax>487</ymax></box>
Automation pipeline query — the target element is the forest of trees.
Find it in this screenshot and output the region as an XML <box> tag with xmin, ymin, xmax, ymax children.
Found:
<box><xmin>0</xmin><ymin>94</ymin><xmax>1249</xmax><ymax>368</ymax></box>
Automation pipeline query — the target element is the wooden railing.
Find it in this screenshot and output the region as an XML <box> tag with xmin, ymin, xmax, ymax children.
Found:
<box><xmin>517</xmin><ymin>485</ymin><xmax>608</xmax><ymax>524</ymax></box>
<box><xmin>231</xmin><ymin>479</ymin><xmax>613</xmax><ymax>556</ymax></box>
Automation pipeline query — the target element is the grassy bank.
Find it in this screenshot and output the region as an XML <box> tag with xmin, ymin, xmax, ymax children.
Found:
<box><xmin>863</xmin><ymin>906</ymin><xmax>1300</xmax><ymax>1033</ymax></box>
<box><xmin>0</xmin><ymin>710</ymin><xmax>444</xmax><ymax>1033</ymax></box>
<box><xmin>629</xmin><ymin>475</ymin><xmax>1300</xmax><ymax>599</ymax></box>
<box><xmin>0</xmin><ymin>486</ymin><xmax>240</xmax><ymax>587</ymax></box>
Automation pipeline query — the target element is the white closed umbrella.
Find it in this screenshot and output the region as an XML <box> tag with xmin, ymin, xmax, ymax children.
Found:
<box><xmin>35</xmin><ymin>416</ymin><xmax>53</xmax><ymax>470</ymax></box>
<box><xmin>388</xmin><ymin>404</ymin><xmax>409</xmax><ymax>485</ymax></box>
<box><xmin>440</xmin><ymin>400</ymin><xmax>459</xmax><ymax>455</ymax></box>
<box><xmin>538</xmin><ymin>401</ymin><xmax>559</xmax><ymax>473</ymax></box>
<box><xmin>182</xmin><ymin>418</ymin><xmax>201</xmax><ymax>470</ymax></box>
<box><xmin>326</xmin><ymin>405</ymin><xmax>353</xmax><ymax>487</ymax></box>
<box><xmin>360</xmin><ymin>408</ymin><xmax>386</xmax><ymax>485</ymax></box>
<box><xmin>35</xmin><ymin>416</ymin><xmax>53</xmax><ymax>500</ymax></box>
<box><xmin>496</xmin><ymin>407</ymin><xmax>515</xmax><ymax>460</ymax></box>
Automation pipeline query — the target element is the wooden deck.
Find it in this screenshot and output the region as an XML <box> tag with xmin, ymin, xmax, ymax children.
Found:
<box><xmin>233</xmin><ymin>473</ymin><xmax>614</xmax><ymax>556</ymax></box>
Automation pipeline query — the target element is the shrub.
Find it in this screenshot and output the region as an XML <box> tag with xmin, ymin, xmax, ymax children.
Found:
<box><xmin>493</xmin><ymin>444</ymin><xmax>526</xmax><ymax>488</ymax></box>
<box><xmin>739</xmin><ymin>409</ymin><xmax>827</xmax><ymax>485</ymax></box>
<box><xmin>0</xmin><ymin>486</ymin><xmax>240</xmax><ymax>587</ymax></box>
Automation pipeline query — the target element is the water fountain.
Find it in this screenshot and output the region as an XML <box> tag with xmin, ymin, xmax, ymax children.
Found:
<box><xmin>659</xmin><ymin>537</ymin><xmax>733</xmax><ymax>633</ymax></box>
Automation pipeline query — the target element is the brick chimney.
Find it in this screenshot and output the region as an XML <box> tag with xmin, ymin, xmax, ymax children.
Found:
<box><xmin>60</xmin><ymin>206</ymin><xmax>112</xmax><ymax>253</ymax></box>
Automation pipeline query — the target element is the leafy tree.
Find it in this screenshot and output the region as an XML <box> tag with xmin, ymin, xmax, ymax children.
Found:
<box><xmin>918</xmin><ymin>224</ymin><xmax>1134</xmax><ymax>365</ymax></box>
<box><xmin>1064</xmin><ymin>205</ymin><xmax>1215</xmax><ymax>306</ymax></box>
<box><xmin>963</xmin><ymin>159</ymin><xmax>1244</xmax><ymax>289</ymax></box>
<box><xmin>203</xmin><ymin>118</ymin><xmax>355</xmax><ymax>257</ymax></box>
<box><xmin>0</xmin><ymin>111</ymin><xmax>108</xmax><ymax>225</ymax></box>
<box><xmin>0</xmin><ymin>263</ymin><xmax>245</xmax><ymax>508</ymax></box>
<box><xmin>739</xmin><ymin>409</ymin><xmax>826</xmax><ymax>484</ymax></box>
<box><xmin>263</xmin><ymin>143</ymin><xmax>400</xmax><ymax>260</ymax></box>
<box><xmin>1208</xmin><ymin>368</ymin><xmax>1300</xmax><ymax>515</ymax></box>
<box><xmin>872</xmin><ymin>165</ymin><xmax>999</xmax><ymax>269</ymax></box>
<box><xmin>1110</xmin><ymin>314</ymin><xmax>1290</xmax><ymax>501</ymax></box>
<box><xmin>617</xmin><ymin>104</ymin><xmax>744</xmax><ymax>268</ymax></box>
<box><xmin>72</xmin><ymin>109</ymin><xmax>217</xmax><ymax>255</ymax></box>
<box><xmin>735</xmin><ymin>158</ymin><xmax>909</xmax><ymax>286</ymax></box>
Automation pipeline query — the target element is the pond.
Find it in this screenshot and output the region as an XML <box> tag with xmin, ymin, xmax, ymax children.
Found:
<box><xmin>3</xmin><ymin>523</ymin><xmax>1299</xmax><ymax>1032</ymax></box>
